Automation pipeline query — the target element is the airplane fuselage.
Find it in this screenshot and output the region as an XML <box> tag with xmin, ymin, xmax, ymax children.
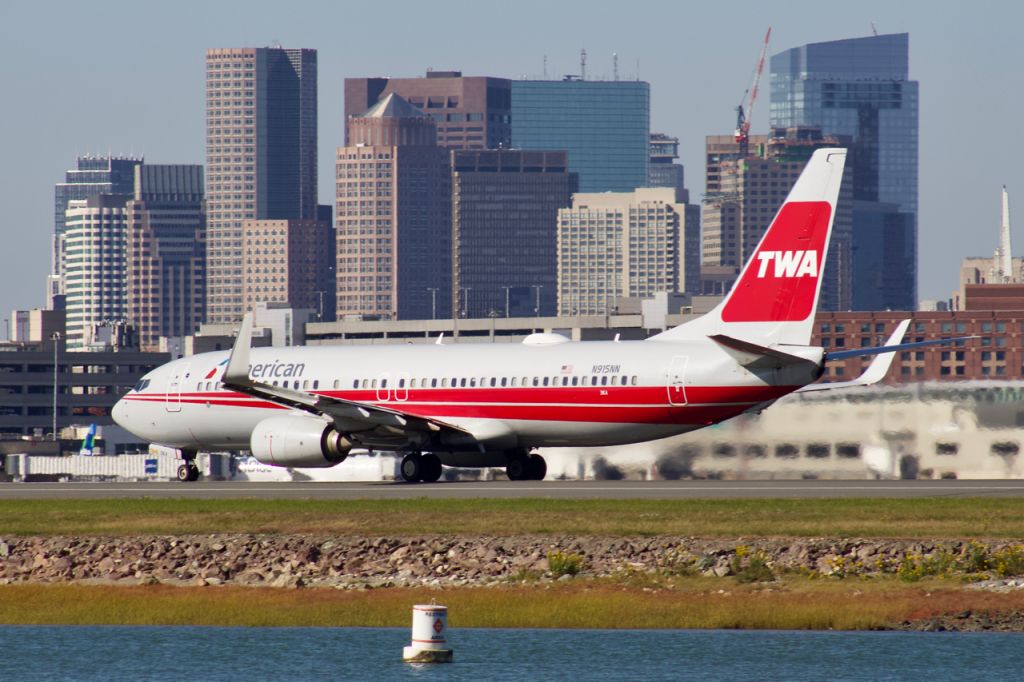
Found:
<box><xmin>113</xmin><ymin>336</ymin><xmax>820</xmax><ymax>466</ymax></box>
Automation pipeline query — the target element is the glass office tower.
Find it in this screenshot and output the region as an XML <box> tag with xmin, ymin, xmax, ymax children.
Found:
<box><xmin>511</xmin><ymin>79</ymin><xmax>649</xmax><ymax>193</ymax></box>
<box><xmin>770</xmin><ymin>33</ymin><xmax>919</xmax><ymax>309</ymax></box>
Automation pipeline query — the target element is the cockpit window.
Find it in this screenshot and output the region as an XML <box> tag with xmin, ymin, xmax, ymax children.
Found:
<box><xmin>132</xmin><ymin>379</ymin><xmax>151</xmax><ymax>392</ymax></box>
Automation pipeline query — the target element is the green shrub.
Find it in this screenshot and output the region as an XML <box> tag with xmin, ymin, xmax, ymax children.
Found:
<box><xmin>547</xmin><ymin>550</ymin><xmax>585</xmax><ymax>577</ymax></box>
<box><xmin>731</xmin><ymin>547</ymin><xmax>775</xmax><ymax>584</ymax></box>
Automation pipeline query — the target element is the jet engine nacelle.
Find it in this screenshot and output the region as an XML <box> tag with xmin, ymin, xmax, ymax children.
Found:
<box><xmin>250</xmin><ymin>415</ymin><xmax>352</xmax><ymax>468</ymax></box>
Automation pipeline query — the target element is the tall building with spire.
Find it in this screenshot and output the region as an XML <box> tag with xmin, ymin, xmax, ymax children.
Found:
<box><xmin>956</xmin><ymin>187</ymin><xmax>1023</xmax><ymax>309</ymax></box>
<box><xmin>336</xmin><ymin>94</ymin><xmax>450</xmax><ymax>320</ymax></box>
<box><xmin>205</xmin><ymin>46</ymin><xmax>318</xmax><ymax>324</ymax></box>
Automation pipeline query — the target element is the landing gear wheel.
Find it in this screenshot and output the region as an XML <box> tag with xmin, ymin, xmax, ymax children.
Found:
<box><xmin>527</xmin><ymin>453</ymin><xmax>547</xmax><ymax>481</ymax></box>
<box><xmin>177</xmin><ymin>463</ymin><xmax>200</xmax><ymax>483</ymax></box>
<box><xmin>506</xmin><ymin>456</ymin><xmax>529</xmax><ymax>481</ymax></box>
<box><xmin>420</xmin><ymin>454</ymin><xmax>443</xmax><ymax>483</ymax></box>
<box><xmin>400</xmin><ymin>453</ymin><xmax>424</xmax><ymax>483</ymax></box>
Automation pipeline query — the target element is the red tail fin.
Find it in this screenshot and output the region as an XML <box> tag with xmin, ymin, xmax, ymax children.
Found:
<box><xmin>650</xmin><ymin>148</ymin><xmax>846</xmax><ymax>345</ymax></box>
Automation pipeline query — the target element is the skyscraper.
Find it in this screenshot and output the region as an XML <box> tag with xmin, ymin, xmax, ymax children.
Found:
<box><xmin>241</xmin><ymin>218</ymin><xmax>333</xmax><ymax>318</ymax></box>
<box><xmin>52</xmin><ymin>155</ymin><xmax>142</xmax><ymax>306</ymax></box>
<box><xmin>205</xmin><ymin>46</ymin><xmax>317</xmax><ymax>324</ymax></box>
<box><xmin>557</xmin><ymin>188</ymin><xmax>697</xmax><ymax>316</ymax></box>
<box><xmin>511</xmin><ymin>78</ymin><xmax>650</xmax><ymax>193</ymax></box>
<box><xmin>451</xmin><ymin>150</ymin><xmax>577</xmax><ymax>319</ymax></box>
<box><xmin>63</xmin><ymin>195</ymin><xmax>130</xmax><ymax>349</ymax></box>
<box><xmin>336</xmin><ymin>94</ymin><xmax>451</xmax><ymax>320</ymax></box>
<box><xmin>125</xmin><ymin>165</ymin><xmax>206</xmax><ymax>351</ymax></box>
<box><xmin>345</xmin><ymin>71</ymin><xmax>511</xmax><ymax>150</ymax></box>
<box><xmin>770</xmin><ymin>33</ymin><xmax>918</xmax><ymax>309</ymax></box>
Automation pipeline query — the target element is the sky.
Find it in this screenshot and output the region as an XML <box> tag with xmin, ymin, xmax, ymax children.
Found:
<box><xmin>0</xmin><ymin>0</ymin><xmax>1021</xmax><ymax>325</ymax></box>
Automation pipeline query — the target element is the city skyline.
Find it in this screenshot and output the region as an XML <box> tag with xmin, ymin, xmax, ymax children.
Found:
<box><xmin>2</xmin><ymin>1</ymin><xmax>1021</xmax><ymax>323</ymax></box>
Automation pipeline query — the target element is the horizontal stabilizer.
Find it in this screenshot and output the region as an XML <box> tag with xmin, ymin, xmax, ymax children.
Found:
<box><xmin>825</xmin><ymin>333</ymin><xmax>978</xmax><ymax>361</ymax></box>
<box><xmin>709</xmin><ymin>334</ymin><xmax>815</xmax><ymax>367</ymax></box>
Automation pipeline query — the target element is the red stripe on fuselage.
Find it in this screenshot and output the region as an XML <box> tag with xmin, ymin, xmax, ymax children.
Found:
<box><xmin>122</xmin><ymin>384</ymin><xmax>796</xmax><ymax>425</ymax></box>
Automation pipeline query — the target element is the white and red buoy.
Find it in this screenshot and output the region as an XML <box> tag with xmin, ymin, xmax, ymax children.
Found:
<box><xmin>402</xmin><ymin>604</ymin><xmax>453</xmax><ymax>663</ymax></box>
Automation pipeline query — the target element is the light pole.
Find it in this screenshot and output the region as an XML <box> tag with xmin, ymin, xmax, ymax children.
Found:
<box><xmin>426</xmin><ymin>288</ymin><xmax>439</xmax><ymax>320</ymax></box>
<box><xmin>531</xmin><ymin>285</ymin><xmax>543</xmax><ymax>317</ymax></box>
<box><xmin>50</xmin><ymin>332</ymin><xmax>61</xmax><ymax>442</ymax></box>
<box><xmin>460</xmin><ymin>287</ymin><xmax>472</xmax><ymax>318</ymax></box>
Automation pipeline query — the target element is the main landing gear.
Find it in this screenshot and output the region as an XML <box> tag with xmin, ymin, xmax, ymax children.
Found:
<box><xmin>176</xmin><ymin>449</ymin><xmax>200</xmax><ymax>483</ymax></box>
<box><xmin>400</xmin><ymin>452</ymin><xmax>443</xmax><ymax>483</ymax></box>
<box><xmin>506</xmin><ymin>451</ymin><xmax>547</xmax><ymax>481</ymax></box>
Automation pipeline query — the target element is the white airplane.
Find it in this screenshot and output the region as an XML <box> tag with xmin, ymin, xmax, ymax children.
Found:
<box><xmin>112</xmin><ymin>148</ymin><xmax>952</xmax><ymax>484</ymax></box>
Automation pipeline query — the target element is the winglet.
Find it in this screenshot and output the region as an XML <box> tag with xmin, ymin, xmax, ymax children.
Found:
<box><xmin>223</xmin><ymin>313</ymin><xmax>254</xmax><ymax>386</ymax></box>
<box><xmin>797</xmin><ymin>319</ymin><xmax>909</xmax><ymax>393</ymax></box>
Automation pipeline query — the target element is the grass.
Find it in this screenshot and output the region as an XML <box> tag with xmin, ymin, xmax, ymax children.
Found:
<box><xmin>1</xmin><ymin>498</ymin><xmax>1024</xmax><ymax>538</ymax></box>
<box><xmin>1</xmin><ymin>578</ymin><xmax>1020</xmax><ymax>630</ymax></box>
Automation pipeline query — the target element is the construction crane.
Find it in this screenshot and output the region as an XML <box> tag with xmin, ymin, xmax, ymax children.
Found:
<box><xmin>734</xmin><ymin>27</ymin><xmax>772</xmax><ymax>157</ymax></box>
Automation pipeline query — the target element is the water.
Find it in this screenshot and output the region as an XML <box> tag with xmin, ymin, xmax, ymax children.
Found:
<box><xmin>5</xmin><ymin>626</ymin><xmax>1024</xmax><ymax>681</ymax></box>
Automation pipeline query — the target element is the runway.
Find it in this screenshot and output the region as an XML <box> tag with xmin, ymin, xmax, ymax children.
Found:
<box><xmin>3</xmin><ymin>479</ymin><xmax>1024</xmax><ymax>500</ymax></box>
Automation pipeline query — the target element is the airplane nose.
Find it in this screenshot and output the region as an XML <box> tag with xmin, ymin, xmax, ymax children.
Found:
<box><xmin>112</xmin><ymin>398</ymin><xmax>128</xmax><ymax>429</ymax></box>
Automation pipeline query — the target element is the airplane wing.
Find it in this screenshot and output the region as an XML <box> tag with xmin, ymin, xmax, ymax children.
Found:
<box><xmin>221</xmin><ymin>313</ymin><xmax>470</xmax><ymax>443</ymax></box>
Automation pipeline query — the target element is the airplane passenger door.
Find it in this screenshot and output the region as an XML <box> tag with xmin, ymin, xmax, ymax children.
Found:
<box><xmin>375</xmin><ymin>372</ymin><xmax>391</xmax><ymax>402</ymax></box>
<box><xmin>666</xmin><ymin>356</ymin><xmax>688</xmax><ymax>406</ymax></box>
<box><xmin>395</xmin><ymin>372</ymin><xmax>410</xmax><ymax>402</ymax></box>
<box><xmin>165</xmin><ymin>363</ymin><xmax>188</xmax><ymax>413</ymax></box>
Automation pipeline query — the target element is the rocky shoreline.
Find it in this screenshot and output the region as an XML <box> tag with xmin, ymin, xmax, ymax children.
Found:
<box><xmin>2</xmin><ymin>534</ymin><xmax>1022</xmax><ymax>591</ymax></box>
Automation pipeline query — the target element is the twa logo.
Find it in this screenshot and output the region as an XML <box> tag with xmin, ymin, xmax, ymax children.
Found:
<box><xmin>754</xmin><ymin>250</ymin><xmax>819</xmax><ymax>279</ymax></box>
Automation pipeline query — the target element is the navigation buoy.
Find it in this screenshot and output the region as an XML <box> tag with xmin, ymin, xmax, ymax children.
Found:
<box><xmin>402</xmin><ymin>604</ymin><xmax>453</xmax><ymax>663</ymax></box>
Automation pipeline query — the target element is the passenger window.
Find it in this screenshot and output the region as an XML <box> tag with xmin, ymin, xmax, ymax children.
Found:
<box><xmin>543</xmin><ymin>377</ymin><xmax>549</xmax><ymax>386</ymax></box>
<box><xmin>500</xmin><ymin>377</ymin><xmax>507</xmax><ymax>387</ymax></box>
<box><xmin>610</xmin><ymin>376</ymin><xmax>618</xmax><ymax>386</ymax></box>
<box><xmin>313</xmin><ymin>380</ymin><xmax>319</xmax><ymax>390</ymax></box>
<box><xmin>399</xmin><ymin>378</ymin><xmax>406</xmax><ymax>388</ymax></box>
<box><xmin>533</xmin><ymin>377</ymin><xmax>539</xmax><ymax>387</ymax></box>
<box><xmin>511</xmin><ymin>377</ymin><xmax>518</xmax><ymax>387</ymax></box>
<box><xmin>382</xmin><ymin>379</ymin><xmax>388</xmax><ymax>388</ymax></box>
<box><xmin>441</xmin><ymin>378</ymin><xmax>448</xmax><ymax>387</ymax></box>
<box><xmin>432</xmin><ymin>378</ymin><xmax>438</xmax><ymax>388</ymax></box>
<box><xmin>421</xmin><ymin>378</ymin><xmax>427</xmax><ymax>386</ymax></box>
<box><xmin>460</xmin><ymin>378</ymin><xmax>466</xmax><ymax>387</ymax></box>
<box><xmin>490</xmin><ymin>378</ymin><xmax>497</xmax><ymax>387</ymax></box>
<box><xmin>196</xmin><ymin>382</ymin><xmax>201</xmax><ymax>391</ymax></box>
<box><xmin>601</xmin><ymin>376</ymin><xmax>608</xmax><ymax>386</ymax></box>
<box><xmin>362</xmin><ymin>379</ymin><xmax>369</xmax><ymax>389</ymax></box>
<box><xmin>562</xmin><ymin>377</ymin><xmax>569</xmax><ymax>386</ymax></box>
<box><xmin>351</xmin><ymin>380</ymin><xmax>358</xmax><ymax>389</ymax></box>
<box><xmin>470</xmin><ymin>378</ymin><xmax>477</xmax><ymax>387</ymax></box>
<box><xmin>371</xmin><ymin>379</ymin><xmax>377</xmax><ymax>389</ymax></box>
<box><xmin>591</xmin><ymin>377</ymin><xmax>598</xmax><ymax>386</ymax></box>
<box><xmin>571</xmin><ymin>377</ymin><xmax>578</xmax><ymax>386</ymax></box>
<box><xmin>632</xmin><ymin>376</ymin><xmax>638</xmax><ymax>386</ymax></box>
